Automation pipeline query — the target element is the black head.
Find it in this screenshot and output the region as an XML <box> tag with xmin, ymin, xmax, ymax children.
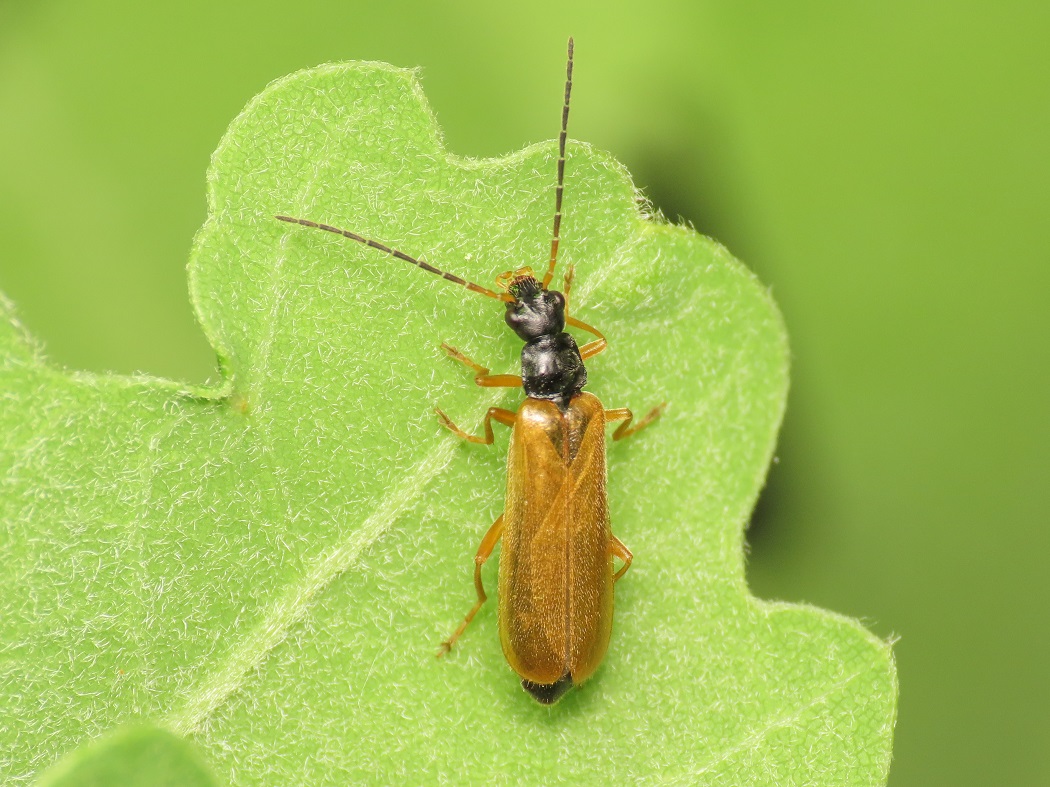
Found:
<box><xmin>500</xmin><ymin>270</ymin><xmax>566</xmax><ymax>342</ymax></box>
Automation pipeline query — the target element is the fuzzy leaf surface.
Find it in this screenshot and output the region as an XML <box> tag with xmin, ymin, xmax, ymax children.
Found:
<box><xmin>0</xmin><ymin>62</ymin><xmax>896</xmax><ymax>784</ymax></box>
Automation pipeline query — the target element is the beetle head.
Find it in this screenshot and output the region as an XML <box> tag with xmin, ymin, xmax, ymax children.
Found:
<box><xmin>497</xmin><ymin>266</ymin><xmax>566</xmax><ymax>341</ymax></box>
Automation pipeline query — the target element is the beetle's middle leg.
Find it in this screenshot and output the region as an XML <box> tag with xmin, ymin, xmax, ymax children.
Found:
<box><xmin>440</xmin><ymin>343</ymin><xmax>522</xmax><ymax>388</ymax></box>
<box><xmin>606</xmin><ymin>403</ymin><xmax>667</xmax><ymax>441</ymax></box>
<box><xmin>437</xmin><ymin>514</ymin><xmax>505</xmax><ymax>657</ymax></box>
<box><xmin>435</xmin><ymin>406</ymin><xmax>515</xmax><ymax>444</ymax></box>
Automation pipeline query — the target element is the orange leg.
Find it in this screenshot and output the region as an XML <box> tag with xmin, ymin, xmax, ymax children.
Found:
<box><xmin>441</xmin><ymin>343</ymin><xmax>522</xmax><ymax>388</ymax></box>
<box><xmin>435</xmin><ymin>406</ymin><xmax>516</xmax><ymax>444</ymax></box>
<box><xmin>563</xmin><ymin>264</ymin><xmax>576</xmax><ymax>313</ymax></box>
<box><xmin>570</xmin><ymin>317</ymin><xmax>607</xmax><ymax>360</ymax></box>
<box><xmin>610</xmin><ymin>535</ymin><xmax>633</xmax><ymax>581</ymax></box>
<box><xmin>605</xmin><ymin>403</ymin><xmax>667</xmax><ymax>441</ymax></box>
<box><xmin>562</xmin><ymin>265</ymin><xmax>608</xmax><ymax>360</ymax></box>
<box><xmin>438</xmin><ymin>514</ymin><xmax>505</xmax><ymax>656</ymax></box>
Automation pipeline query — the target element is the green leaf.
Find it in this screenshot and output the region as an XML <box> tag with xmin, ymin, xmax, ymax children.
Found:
<box><xmin>34</xmin><ymin>726</ymin><xmax>217</xmax><ymax>787</ymax></box>
<box><xmin>0</xmin><ymin>61</ymin><xmax>896</xmax><ymax>784</ymax></box>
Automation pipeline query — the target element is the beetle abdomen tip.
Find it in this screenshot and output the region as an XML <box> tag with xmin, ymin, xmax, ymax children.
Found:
<box><xmin>521</xmin><ymin>672</ymin><xmax>574</xmax><ymax>705</ymax></box>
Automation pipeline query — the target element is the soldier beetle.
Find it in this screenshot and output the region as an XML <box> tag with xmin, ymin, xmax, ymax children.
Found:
<box><xmin>277</xmin><ymin>38</ymin><xmax>663</xmax><ymax>704</ymax></box>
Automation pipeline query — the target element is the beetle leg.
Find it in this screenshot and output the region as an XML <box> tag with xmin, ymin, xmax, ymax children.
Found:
<box><xmin>562</xmin><ymin>263</ymin><xmax>576</xmax><ymax>312</ymax></box>
<box><xmin>610</xmin><ymin>535</ymin><xmax>633</xmax><ymax>581</ymax></box>
<box><xmin>440</xmin><ymin>343</ymin><xmax>522</xmax><ymax>388</ymax></box>
<box><xmin>438</xmin><ymin>514</ymin><xmax>505</xmax><ymax>657</ymax></box>
<box><xmin>606</xmin><ymin>403</ymin><xmax>667</xmax><ymax>441</ymax></box>
<box><xmin>435</xmin><ymin>406</ymin><xmax>516</xmax><ymax>444</ymax></box>
<box><xmin>566</xmin><ymin>316</ymin><xmax>607</xmax><ymax>360</ymax></box>
<box><xmin>561</xmin><ymin>267</ymin><xmax>609</xmax><ymax>360</ymax></box>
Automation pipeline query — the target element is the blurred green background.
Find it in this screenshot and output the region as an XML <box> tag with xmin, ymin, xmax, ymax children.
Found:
<box><xmin>1</xmin><ymin>1</ymin><xmax>1047</xmax><ymax>783</ymax></box>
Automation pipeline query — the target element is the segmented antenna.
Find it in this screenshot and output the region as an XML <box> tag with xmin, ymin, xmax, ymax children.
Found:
<box><xmin>275</xmin><ymin>215</ymin><xmax>513</xmax><ymax>302</ymax></box>
<box><xmin>541</xmin><ymin>37</ymin><xmax>574</xmax><ymax>290</ymax></box>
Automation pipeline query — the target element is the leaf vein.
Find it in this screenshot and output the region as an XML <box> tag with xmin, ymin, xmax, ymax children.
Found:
<box><xmin>664</xmin><ymin>669</ymin><xmax>867</xmax><ymax>783</ymax></box>
<box><xmin>164</xmin><ymin>439</ymin><xmax>456</xmax><ymax>734</ymax></box>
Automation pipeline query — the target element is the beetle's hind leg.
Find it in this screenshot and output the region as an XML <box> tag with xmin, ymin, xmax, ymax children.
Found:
<box><xmin>440</xmin><ymin>343</ymin><xmax>522</xmax><ymax>388</ymax></box>
<box><xmin>438</xmin><ymin>514</ymin><xmax>505</xmax><ymax>657</ymax></box>
<box><xmin>610</xmin><ymin>535</ymin><xmax>633</xmax><ymax>581</ymax></box>
<box><xmin>606</xmin><ymin>403</ymin><xmax>667</xmax><ymax>441</ymax></box>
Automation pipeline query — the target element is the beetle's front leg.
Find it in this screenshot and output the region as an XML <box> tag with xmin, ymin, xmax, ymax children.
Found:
<box><xmin>561</xmin><ymin>265</ymin><xmax>608</xmax><ymax>360</ymax></box>
<box><xmin>440</xmin><ymin>343</ymin><xmax>522</xmax><ymax>388</ymax></box>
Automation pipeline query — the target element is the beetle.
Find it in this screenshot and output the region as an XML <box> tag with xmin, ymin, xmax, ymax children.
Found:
<box><xmin>276</xmin><ymin>38</ymin><xmax>663</xmax><ymax>704</ymax></box>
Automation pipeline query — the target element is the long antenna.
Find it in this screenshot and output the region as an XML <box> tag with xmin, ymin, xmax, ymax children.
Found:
<box><xmin>541</xmin><ymin>37</ymin><xmax>574</xmax><ymax>290</ymax></box>
<box><xmin>275</xmin><ymin>215</ymin><xmax>513</xmax><ymax>302</ymax></box>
